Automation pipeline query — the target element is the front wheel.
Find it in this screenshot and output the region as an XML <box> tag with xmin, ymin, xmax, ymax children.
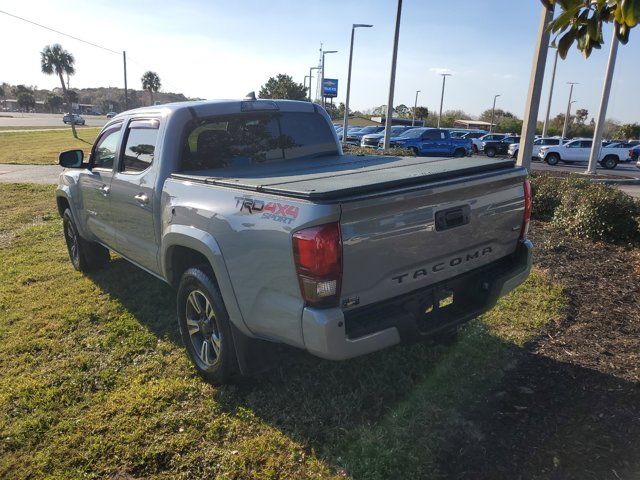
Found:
<box><xmin>485</xmin><ymin>147</ymin><xmax>496</xmax><ymax>158</ymax></box>
<box><xmin>411</xmin><ymin>147</ymin><xmax>420</xmax><ymax>156</ymax></box>
<box><xmin>545</xmin><ymin>153</ymin><xmax>560</xmax><ymax>166</ymax></box>
<box><xmin>62</xmin><ymin>209</ymin><xmax>110</xmax><ymax>272</ymax></box>
<box><xmin>453</xmin><ymin>148</ymin><xmax>466</xmax><ymax>158</ymax></box>
<box><xmin>177</xmin><ymin>265</ymin><xmax>237</xmax><ymax>384</ymax></box>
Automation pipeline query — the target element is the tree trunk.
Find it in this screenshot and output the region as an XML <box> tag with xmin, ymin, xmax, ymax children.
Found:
<box><xmin>149</xmin><ymin>89</ymin><xmax>154</xmax><ymax>106</ymax></box>
<box><xmin>59</xmin><ymin>72</ymin><xmax>77</xmax><ymax>138</ymax></box>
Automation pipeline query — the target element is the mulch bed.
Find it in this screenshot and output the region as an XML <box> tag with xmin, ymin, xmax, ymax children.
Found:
<box><xmin>440</xmin><ymin>221</ymin><xmax>640</xmax><ymax>479</ymax></box>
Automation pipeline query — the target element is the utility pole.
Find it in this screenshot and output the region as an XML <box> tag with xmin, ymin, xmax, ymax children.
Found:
<box><xmin>516</xmin><ymin>4</ymin><xmax>554</xmax><ymax>170</ymax></box>
<box><xmin>490</xmin><ymin>94</ymin><xmax>500</xmax><ymax>133</ymax></box>
<box><xmin>542</xmin><ymin>46</ymin><xmax>558</xmax><ymax>137</ymax></box>
<box><xmin>123</xmin><ymin>50</ymin><xmax>128</xmax><ymax>110</ymax></box>
<box><xmin>586</xmin><ymin>30</ymin><xmax>619</xmax><ymax>175</ymax></box>
<box><xmin>321</xmin><ymin>50</ymin><xmax>337</xmax><ymax>108</ymax></box>
<box><xmin>437</xmin><ymin>73</ymin><xmax>451</xmax><ymax>128</ymax></box>
<box><xmin>412</xmin><ymin>90</ymin><xmax>420</xmax><ymax>126</ymax></box>
<box><xmin>308</xmin><ymin>66</ymin><xmax>319</xmax><ymax>101</ymax></box>
<box><xmin>343</xmin><ymin>23</ymin><xmax>373</xmax><ymax>144</ymax></box>
<box><xmin>562</xmin><ymin>82</ymin><xmax>578</xmax><ymax>139</ymax></box>
<box><xmin>382</xmin><ymin>0</ymin><xmax>403</xmax><ymax>152</ymax></box>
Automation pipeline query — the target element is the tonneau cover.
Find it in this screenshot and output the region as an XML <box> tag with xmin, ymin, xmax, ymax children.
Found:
<box><xmin>171</xmin><ymin>154</ymin><xmax>516</xmax><ymax>200</ymax></box>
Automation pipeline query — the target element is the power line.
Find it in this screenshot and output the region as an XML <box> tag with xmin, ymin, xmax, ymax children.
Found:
<box><xmin>0</xmin><ymin>9</ymin><xmax>121</xmax><ymax>55</ymax></box>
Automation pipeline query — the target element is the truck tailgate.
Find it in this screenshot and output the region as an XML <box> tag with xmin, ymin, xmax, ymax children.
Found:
<box><xmin>339</xmin><ymin>167</ymin><xmax>527</xmax><ymax>309</ymax></box>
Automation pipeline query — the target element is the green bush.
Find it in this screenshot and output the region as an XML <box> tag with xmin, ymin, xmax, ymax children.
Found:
<box><xmin>530</xmin><ymin>173</ymin><xmax>640</xmax><ymax>245</ymax></box>
<box><xmin>553</xmin><ymin>182</ymin><xmax>640</xmax><ymax>245</ymax></box>
<box><xmin>343</xmin><ymin>144</ymin><xmax>415</xmax><ymax>157</ymax></box>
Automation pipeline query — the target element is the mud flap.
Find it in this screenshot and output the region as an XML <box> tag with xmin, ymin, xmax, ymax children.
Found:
<box><xmin>229</xmin><ymin>322</ymin><xmax>280</xmax><ymax>377</ymax></box>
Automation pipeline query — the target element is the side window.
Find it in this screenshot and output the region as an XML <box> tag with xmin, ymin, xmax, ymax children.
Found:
<box><xmin>422</xmin><ymin>130</ymin><xmax>440</xmax><ymax>140</ymax></box>
<box><xmin>92</xmin><ymin>125</ymin><xmax>122</xmax><ymax>170</ymax></box>
<box><xmin>581</xmin><ymin>140</ymin><xmax>593</xmax><ymax>148</ymax></box>
<box><xmin>121</xmin><ymin>119</ymin><xmax>160</xmax><ymax>173</ymax></box>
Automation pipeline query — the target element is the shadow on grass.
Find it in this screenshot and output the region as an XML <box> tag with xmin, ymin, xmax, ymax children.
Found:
<box><xmin>87</xmin><ymin>257</ymin><xmax>640</xmax><ymax>479</ymax></box>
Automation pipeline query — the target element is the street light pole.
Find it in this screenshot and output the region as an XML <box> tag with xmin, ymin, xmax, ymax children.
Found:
<box><xmin>562</xmin><ymin>82</ymin><xmax>578</xmax><ymax>139</ymax></box>
<box><xmin>321</xmin><ymin>50</ymin><xmax>337</xmax><ymax>108</ymax></box>
<box><xmin>437</xmin><ymin>73</ymin><xmax>451</xmax><ymax>128</ymax></box>
<box><xmin>382</xmin><ymin>0</ymin><xmax>403</xmax><ymax>152</ymax></box>
<box><xmin>412</xmin><ymin>90</ymin><xmax>420</xmax><ymax>126</ymax></box>
<box><xmin>123</xmin><ymin>50</ymin><xmax>128</xmax><ymax>110</ymax></box>
<box><xmin>516</xmin><ymin>3</ymin><xmax>554</xmax><ymax>170</ymax></box>
<box><xmin>308</xmin><ymin>67</ymin><xmax>319</xmax><ymax>101</ymax></box>
<box><xmin>490</xmin><ymin>94</ymin><xmax>500</xmax><ymax>133</ymax></box>
<box><xmin>343</xmin><ymin>24</ymin><xmax>373</xmax><ymax>144</ymax></box>
<box><xmin>586</xmin><ymin>30</ymin><xmax>619</xmax><ymax>175</ymax></box>
<box><xmin>542</xmin><ymin>46</ymin><xmax>559</xmax><ymax>138</ymax></box>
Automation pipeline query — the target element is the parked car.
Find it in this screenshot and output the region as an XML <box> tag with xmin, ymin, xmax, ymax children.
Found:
<box><xmin>538</xmin><ymin>139</ymin><xmax>630</xmax><ymax>169</ymax></box>
<box><xmin>63</xmin><ymin>113</ymin><xmax>86</xmax><ymax>125</ymax></box>
<box><xmin>630</xmin><ymin>145</ymin><xmax>640</xmax><ymax>162</ymax></box>
<box><xmin>55</xmin><ymin>98</ymin><xmax>531</xmax><ymax>383</ymax></box>
<box><xmin>483</xmin><ymin>136</ymin><xmax>520</xmax><ymax>157</ymax></box>
<box><xmin>360</xmin><ymin>125</ymin><xmax>416</xmax><ymax>148</ymax></box>
<box><xmin>384</xmin><ymin>127</ymin><xmax>473</xmax><ymax>157</ymax></box>
<box><xmin>606</xmin><ymin>141</ymin><xmax>638</xmax><ymax>162</ymax></box>
<box><xmin>507</xmin><ymin>137</ymin><xmax>563</xmax><ymax>161</ymax></box>
<box><xmin>106</xmin><ymin>112</ymin><xmax>117</xmax><ymax>118</ymax></box>
<box><xmin>344</xmin><ymin>125</ymin><xmax>384</xmax><ymax>145</ymax></box>
<box><xmin>472</xmin><ymin>133</ymin><xmax>506</xmax><ymax>153</ymax></box>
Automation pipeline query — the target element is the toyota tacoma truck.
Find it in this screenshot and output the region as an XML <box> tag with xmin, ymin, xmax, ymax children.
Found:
<box><xmin>56</xmin><ymin>97</ymin><xmax>532</xmax><ymax>383</ymax></box>
<box><xmin>383</xmin><ymin>127</ymin><xmax>473</xmax><ymax>157</ymax></box>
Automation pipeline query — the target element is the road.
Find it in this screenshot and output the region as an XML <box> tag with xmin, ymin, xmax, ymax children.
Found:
<box><xmin>0</xmin><ymin>112</ymin><xmax>107</xmax><ymax>128</ymax></box>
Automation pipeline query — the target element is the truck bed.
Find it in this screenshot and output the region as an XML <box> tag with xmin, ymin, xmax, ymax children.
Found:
<box><xmin>171</xmin><ymin>154</ymin><xmax>516</xmax><ymax>201</ymax></box>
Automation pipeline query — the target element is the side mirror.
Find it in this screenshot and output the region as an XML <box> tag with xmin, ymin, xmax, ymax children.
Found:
<box><xmin>59</xmin><ymin>149</ymin><xmax>84</xmax><ymax>168</ymax></box>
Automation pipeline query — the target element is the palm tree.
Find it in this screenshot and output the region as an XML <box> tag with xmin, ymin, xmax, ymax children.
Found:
<box><xmin>141</xmin><ymin>71</ymin><xmax>161</xmax><ymax>106</ymax></box>
<box><xmin>41</xmin><ymin>44</ymin><xmax>77</xmax><ymax>138</ymax></box>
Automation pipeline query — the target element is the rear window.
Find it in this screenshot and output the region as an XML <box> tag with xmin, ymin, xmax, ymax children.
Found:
<box><xmin>180</xmin><ymin>112</ymin><xmax>337</xmax><ymax>171</ymax></box>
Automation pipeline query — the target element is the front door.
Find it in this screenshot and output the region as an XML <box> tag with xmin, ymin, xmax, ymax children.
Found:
<box><xmin>109</xmin><ymin>119</ymin><xmax>161</xmax><ymax>273</ymax></box>
<box><xmin>77</xmin><ymin>123</ymin><xmax>123</xmax><ymax>246</ymax></box>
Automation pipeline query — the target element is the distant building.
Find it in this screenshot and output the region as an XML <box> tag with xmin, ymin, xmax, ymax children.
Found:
<box><xmin>370</xmin><ymin>116</ymin><xmax>425</xmax><ymax>127</ymax></box>
<box><xmin>453</xmin><ymin>119</ymin><xmax>494</xmax><ymax>130</ymax></box>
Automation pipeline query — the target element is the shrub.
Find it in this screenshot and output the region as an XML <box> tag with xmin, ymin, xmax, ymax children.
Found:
<box><xmin>529</xmin><ymin>173</ymin><xmax>564</xmax><ymax>220</ymax></box>
<box><xmin>343</xmin><ymin>144</ymin><xmax>415</xmax><ymax>157</ymax></box>
<box><xmin>553</xmin><ymin>182</ymin><xmax>640</xmax><ymax>245</ymax></box>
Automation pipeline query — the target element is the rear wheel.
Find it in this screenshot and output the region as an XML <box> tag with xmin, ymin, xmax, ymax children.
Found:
<box><xmin>453</xmin><ymin>148</ymin><xmax>466</xmax><ymax>158</ymax></box>
<box><xmin>472</xmin><ymin>144</ymin><xmax>478</xmax><ymax>154</ymax></box>
<box><xmin>177</xmin><ymin>265</ymin><xmax>238</xmax><ymax>384</ymax></box>
<box><xmin>62</xmin><ymin>209</ymin><xmax>110</xmax><ymax>272</ymax></box>
<box><xmin>601</xmin><ymin>155</ymin><xmax>618</xmax><ymax>170</ymax></box>
<box><xmin>545</xmin><ymin>153</ymin><xmax>560</xmax><ymax>166</ymax></box>
<box><xmin>485</xmin><ymin>147</ymin><xmax>497</xmax><ymax>158</ymax></box>
<box><xmin>411</xmin><ymin>147</ymin><xmax>420</xmax><ymax>156</ymax></box>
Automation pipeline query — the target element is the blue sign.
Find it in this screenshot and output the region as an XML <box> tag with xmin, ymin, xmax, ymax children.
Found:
<box><xmin>322</xmin><ymin>78</ymin><xmax>339</xmax><ymax>98</ymax></box>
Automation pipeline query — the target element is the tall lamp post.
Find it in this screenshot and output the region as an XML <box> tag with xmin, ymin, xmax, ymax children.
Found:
<box><xmin>437</xmin><ymin>73</ymin><xmax>451</xmax><ymax>128</ymax></box>
<box><xmin>561</xmin><ymin>82</ymin><xmax>578</xmax><ymax>139</ymax></box>
<box><xmin>490</xmin><ymin>94</ymin><xmax>501</xmax><ymax>133</ymax></box>
<box><xmin>342</xmin><ymin>24</ymin><xmax>373</xmax><ymax>144</ymax></box>
<box><xmin>542</xmin><ymin>45</ymin><xmax>559</xmax><ymax>137</ymax></box>
<box><xmin>308</xmin><ymin>67</ymin><xmax>319</xmax><ymax>101</ymax></box>
<box><xmin>382</xmin><ymin>0</ymin><xmax>403</xmax><ymax>151</ymax></box>
<box><xmin>321</xmin><ymin>50</ymin><xmax>337</xmax><ymax>107</ymax></box>
<box><xmin>412</xmin><ymin>90</ymin><xmax>420</xmax><ymax>126</ymax></box>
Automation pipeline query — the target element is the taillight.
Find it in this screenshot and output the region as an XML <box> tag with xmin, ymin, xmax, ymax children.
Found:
<box><xmin>292</xmin><ymin>222</ymin><xmax>342</xmax><ymax>308</ymax></box>
<box><xmin>520</xmin><ymin>179</ymin><xmax>532</xmax><ymax>240</ymax></box>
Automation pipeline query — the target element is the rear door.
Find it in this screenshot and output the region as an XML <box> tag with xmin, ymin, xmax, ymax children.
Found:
<box><xmin>419</xmin><ymin>129</ymin><xmax>443</xmax><ymax>155</ymax></box>
<box><xmin>339</xmin><ymin>170</ymin><xmax>526</xmax><ymax>309</ymax></box>
<box><xmin>76</xmin><ymin>122</ymin><xmax>123</xmax><ymax>246</ymax></box>
<box><xmin>109</xmin><ymin>118</ymin><xmax>161</xmax><ymax>272</ymax></box>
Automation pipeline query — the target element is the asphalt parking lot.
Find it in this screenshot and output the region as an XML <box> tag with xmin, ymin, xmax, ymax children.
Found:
<box><xmin>0</xmin><ymin>112</ymin><xmax>107</xmax><ymax>128</ymax></box>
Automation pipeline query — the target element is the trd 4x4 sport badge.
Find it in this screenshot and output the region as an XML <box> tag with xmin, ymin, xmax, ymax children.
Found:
<box><xmin>235</xmin><ymin>197</ymin><xmax>300</xmax><ymax>225</ymax></box>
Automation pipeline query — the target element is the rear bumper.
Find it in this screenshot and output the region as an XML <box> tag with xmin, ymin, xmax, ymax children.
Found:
<box><xmin>302</xmin><ymin>240</ymin><xmax>533</xmax><ymax>360</ymax></box>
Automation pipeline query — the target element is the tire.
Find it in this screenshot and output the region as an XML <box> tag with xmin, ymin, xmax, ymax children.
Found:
<box><xmin>453</xmin><ymin>148</ymin><xmax>466</xmax><ymax>158</ymax></box>
<box><xmin>545</xmin><ymin>153</ymin><xmax>560</xmax><ymax>166</ymax></box>
<box><xmin>62</xmin><ymin>209</ymin><xmax>110</xmax><ymax>272</ymax></box>
<box><xmin>601</xmin><ymin>155</ymin><xmax>618</xmax><ymax>170</ymax></box>
<box><xmin>472</xmin><ymin>144</ymin><xmax>479</xmax><ymax>154</ymax></box>
<box><xmin>411</xmin><ymin>147</ymin><xmax>420</xmax><ymax>156</ymax></box>
<box><xmin>512</xmin><ymin>150</ymin><xmax>519</xmax><ymax>159</ymax></box>
<box><xmin>485</xmin><ymin>147</ymin><xmax>497</xmax><ymax>158</ymax></box>
<box><xmin>177</xmin><ymin>265</ymin><xmax>238</xmax><ymax>384</ymax></box>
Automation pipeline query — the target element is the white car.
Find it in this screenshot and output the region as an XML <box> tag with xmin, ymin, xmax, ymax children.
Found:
<box><xmin>538</xmin><ymin>139</ymin><xmax>630</xmax><ymax>169</ymax></box>
<box><xmin>507</xmin><ymin>137</ymin><xmax>563</xmax><ymax>160</ymax></box>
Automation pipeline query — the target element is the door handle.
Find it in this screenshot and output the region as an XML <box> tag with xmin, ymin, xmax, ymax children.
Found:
<box><xmin>99</xmin><ymin>185</ymin><xmax>110</xmax><ymax>195</ymax></box>
<box><xmin>134</xmin><ymin>193</ymin><xmax>149</xmax><ymax>205</ymax></box>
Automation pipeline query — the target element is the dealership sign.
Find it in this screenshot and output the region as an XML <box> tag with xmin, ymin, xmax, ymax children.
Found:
<box><xmin>322</xmin><ymin>78</ymin><xmax>338</xmax><ymax>98</ymax></box>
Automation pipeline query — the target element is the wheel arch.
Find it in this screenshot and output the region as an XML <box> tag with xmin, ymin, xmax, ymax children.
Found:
<box><xmin>161</xmin><ymin>226</ymin><xmax>252</xmax><ymax>336</ymax></box>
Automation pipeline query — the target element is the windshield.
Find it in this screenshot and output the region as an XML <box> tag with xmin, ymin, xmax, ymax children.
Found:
<box><xmin>357</xmin><ymin>126</ymin><xmax>380</xmax><ymax>134</ymax></box>
<box><xmin>180</xmin><ymin>111</ymin><xmax>338</xmax><ymax>171</ymax></box>
<box><xmin>398</xmin><ymin>128</ymin><xmax>427</xmax><ymax>139</ymax></box>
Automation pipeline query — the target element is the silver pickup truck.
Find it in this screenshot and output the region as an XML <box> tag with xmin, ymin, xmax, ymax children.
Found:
<box><xmin>56</xmin><ymin>97</ymin><xmax>532</xmax><ymax>383</ymax></box>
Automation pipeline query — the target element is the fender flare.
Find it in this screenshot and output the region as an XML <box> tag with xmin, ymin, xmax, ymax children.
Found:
<box><xmin>160</xmin><ymin>225</ymin><xmax>252</xmax><ymax>337</ymax></box>
<box><xmin>55</xmin><ymin>186</ymin><xmax>92</xmax><ymax>239</ymax></box>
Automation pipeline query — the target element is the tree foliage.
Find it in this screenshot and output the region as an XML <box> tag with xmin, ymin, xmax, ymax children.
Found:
<box><xmin>617</xmin><ymin>123</ymin><xmax>640</xmax><ymax>139</ymax></box>
<box><xmin>141</xmin><ymin>71</ymin><xmax>161</xmax><ymax>105</ymax></box>
<box><xmin>17</xmin><ymin>92</ymin><xmax>36</xmax><ymax>111</ymax></box>
<box><xmin>45</xmin><ymin>94</ymin><xmax>64</xmax><ymax>113</ymax></box>
<box><xmin>413</xmin><ymin>106</ymin><xmax>429</xmax><ymax>120</ymax></box>
<box><xmin>41</xmin><ymin>43</ymin><xmax>78</xmax><ymax>137</ymax></box>
<box><xmin>545</xmin><ymin>0</ymin><xmax>640</xmax><ymax>58</ymax></box>
<box><xmin>258</xmin><ymin>74</ymin><xmax>307</xmax><ymax>100</ymax></box>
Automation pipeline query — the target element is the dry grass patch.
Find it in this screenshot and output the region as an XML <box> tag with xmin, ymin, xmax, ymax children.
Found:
<box><xmin>0</xmin><ymin>128</ymin><xmax>100</xmax><ymax>165</ymax></box>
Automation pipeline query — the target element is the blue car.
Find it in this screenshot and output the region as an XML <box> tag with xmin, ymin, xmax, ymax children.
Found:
<box><xmin>382</xmin><ymin>127</ymin><xmax>473</xmax><ymax>157</ymax></box>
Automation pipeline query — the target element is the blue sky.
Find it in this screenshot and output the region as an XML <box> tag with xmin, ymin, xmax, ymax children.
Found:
<box><xmin>1</xmin><ymin>0</ymin><xmax>638</xmax><ymax>122</ymax></box>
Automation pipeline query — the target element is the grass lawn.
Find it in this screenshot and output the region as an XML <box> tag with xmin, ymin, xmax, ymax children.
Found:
<box><xmin>0</xmin><ymin>128</ymin><xmax>100</xmax><ymax>165</ymax></box>
<box><xmin>0</xmin><ymin>183</ymin><xmax>566</xmax><ymax>479</ymax></box>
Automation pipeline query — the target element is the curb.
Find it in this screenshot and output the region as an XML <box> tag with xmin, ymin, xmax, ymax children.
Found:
<box><xmin>590</xmin><ymin>178</ymin><xmax>640</xmax><ymax>186</ymax></box>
